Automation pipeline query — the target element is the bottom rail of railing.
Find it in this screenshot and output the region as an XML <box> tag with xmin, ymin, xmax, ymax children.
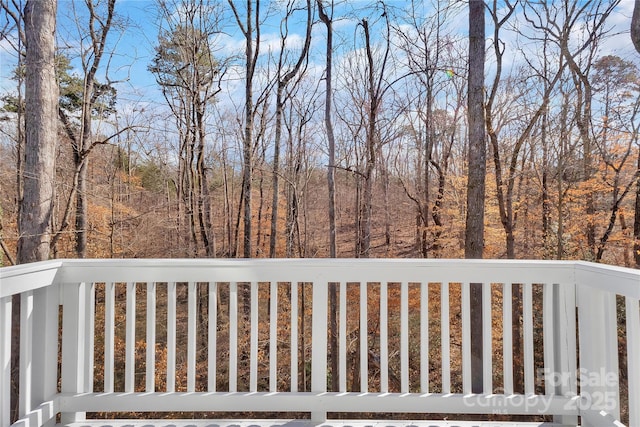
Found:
<box><xmin>58</xmin><ymin>420</ymin><xmax>579</xmax><ymax>427</ymax></box>
<box><xmin>10</xmin><ymin>392</ymin><xmax>591</xmax><ymax>427</ymax></box>
<box><xmin>56</xmin><ymin>392</ymin><xmax>580</xmax><ymax>416</ymax></box>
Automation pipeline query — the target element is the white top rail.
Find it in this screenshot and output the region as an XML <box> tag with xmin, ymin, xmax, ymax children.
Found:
<box><xmin>2</xmin><ymin>258</ymin><xmax>639</xmax><ymax>298</ymax></box>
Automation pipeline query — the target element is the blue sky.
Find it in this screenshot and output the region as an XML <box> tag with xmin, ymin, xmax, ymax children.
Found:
<box><xmin>0</xmin><ymin>1</ymin><xmax>637</xmax><ymax>112</ymax></box>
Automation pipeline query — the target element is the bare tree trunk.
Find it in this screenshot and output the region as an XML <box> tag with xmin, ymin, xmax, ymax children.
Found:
<box><xmin>269</xmin><ymin>0</ymin><xmax>312</xmax><ymax>258</ymax></box>
<box><xmin>197</xmin><ymin>121</ymin><xmax>215</xmax><ymax>256</ymax></box>
<box><xmin>465</xmin><ymin>0</ymin><xmax>485</xmax><ymax>394</ymax></box>
<box><xmin>632</xmin><ymin>0</ymin><xmax>640</xmax><ymax>53</ymax></box>
<box><xmin>359</xmin><ymin>14</ymin><xmax>390</xmax><ymax>258</ymax></box>
<box><xmin>14</xmin><ymin>1</ymin><xmax>57</xmax><ymax>423</ymax></box>
<box><xmin>233</xmin><ymin>0</ymin><xmax>258</xmax><ymax>260</ymax></box>
<box><xmin>18</xmin><ymin>0</ymin><xmax>57</xmax><ymax>264</ymax></box>
<box><xmin>318</xmin><ymin>0</ymin><xmax>339</xmax><ymax>391</ymax></box>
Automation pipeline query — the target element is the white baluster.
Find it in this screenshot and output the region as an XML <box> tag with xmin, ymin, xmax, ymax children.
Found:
<box><xmin>125</xmin><ymin>282</ymin><xmax>136</xmax><ymax>393</ymax></box>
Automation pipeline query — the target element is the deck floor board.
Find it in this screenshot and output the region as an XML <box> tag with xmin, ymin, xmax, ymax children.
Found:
<box><xmin>61</xmin><ymin>420</ymin><xmax>573</xmax><ymax>427</ymax></box>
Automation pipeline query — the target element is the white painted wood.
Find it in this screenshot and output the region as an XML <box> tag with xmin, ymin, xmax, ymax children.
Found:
<box><xmin>461</xmin><ymin>283</ymin><xmax>471</xmax><ymax>394</ymax></box>
<box><xmin>187</xmin><ymin>282</ymin><xmax>197</xmax><ymax>392</ymax></box>
<box><xmin>270</xmin><ymin>281</ymin><xmax>278</xmax><ymax>392</ymax></box>
<box><xmin>577</xmin><ymin>285</ymin><xmax>619</xmax><ymax>420</ymax></box>
<box><xmin>208</xmin><ymin>282</ymin><xmax>217</xmax><ymax>392</ymax></box>
<box><xmin>502</xmin><ymin>283</ymin><xmax>513</xmax><ymax>395</ymax></box>
<box><xmin>85</xmin><ymin>282</ymin><xmax>95</xmax><ymax>394</ymax></box>
<box><xmin>522</xmin><ymin>283</ymin><xmax>534</xmax><ymax>395</ymax></box>
<box><xmin>339</xmin><ymin>281</ymin><xmax>347</xmax><ymax>392</ymax></box>
<box><xmin>166</xmin><ymin>282</ymin><xmax>176</xmax><ymax>392</ymax></box>
<box><xmin>60</xmin><ymin>419</ymin><xmax>583</xmax><ymax>427</ymax></box>
<box><xmin>559</xmin><ymin>283</ymin><xmax>577</xmax><ymax>396</ymax></box>
<box><xmin>43</xmin><ymin>259</ymin><xmax>586</xmax><ymax>294</ymax></box>
<box><xmin>440</xmin><ymin>283</ymin><xmax>450</xmax><ymax>394</ymax></box>
<box><xmin>573</xmin><ymin>261</ymin><xmax>640</xmax><ymax>298</ymax></box>
<box><xmin>0</xmin><ymin>297</ymin><xmax>11</xmax><ymax>427</ymax></box>
<box><xmin>250</xmin><ymin>282</ymin><xmax>259</xmax><ymax>392</ymax></box>
<box><xmin>602</xmin><ymin>290</ymin><xmax>620</xmax><ymax>421</ymax></box>
<box><xmin>61</xmin><ymin>282</ymin><xmax>87</xmax><ymax>424</ymax></box>
<box><xmin>104</xmin><ymin>282</ymin><xmax>115</xmax><ymax>393</ymax></box>
<box><xmin>58</xmin><ymin>391</ymin><xmax>581</xmax><ymax>416</ymax></box>
<box><xmin>482</xmin><ymin>282</ymin><xmax>492</xmax><ymax>394</ymax></box>
<box><xmin>290</xmin><ymin>281</ymin><xmax>299</xmax><ymax>393</ymax></box>
<box><xmin>19</xmin><ymin>290</ymin><xmax>33</xmax><ymax>417</ymax></box>
<box><xmin>311</xmin><ymin>283</ymin><xmax>328</xmax><ymax>393</ymax></box>
<box><xmin>626</xmin><ymin>297</ymin><xmax>640</xmax><ymax>427</ymax></box>
<box><xmin>400</xmin><ymin>282</ymin><xmax>409</xmax><ymax>393</ymax></box>
<box><xmin>311</xmin><ymin>281</ymin><xmax>328</xmax><ymax>422</ymax></box>
<box><xmin>553</xmin><ymin>283</ymin><xmax>578</xmax><ymax>427</ymax></box>
<box><xmin>125</xmin><ymin>282</ymin><xmax>136</xmax><ymax>393</ymax></box>
<box><xmin>0</xmin><ymin>260</ymin><xmax>61</xmax><ymax>297</ymax></box>
<box><xmin>31</xmin><ymin>284</ymin><xmax>59</xmax><ymax>427</ymax></box>
<box><xmin>3</xmin><ymin>258</ymin><xmax>640</xmax><ymax>425</ymax></box>
<box><xmin>380</xmin><ymin>282</ymin><xmax>388</xmax><ymax>393</ymax></box>
<box><xmin>542</xmin><ymin>283</ymin><xmax>554</xmax><ymax>396</ymax></box>
<box><xmin>229</xmin><ymin>282</ymin><xmax>238</xmax><ymax>392</ymax></box>
<box><xmin>146</xmin><ymin>282</ymin><xmax>156</xmax><ymax>392</ymax></box>
<box><xmin>360</xmin><ymin>281</ymin><xmax>368</xmax><ymax>392</ymax></box>
<box><xmin>420</xmin><ymin>282</ymin><xmax>429</xmax><ymax>393</ymax></box>
<box><xmin>4</xmin><ymin>258</ymin><xmax>635</xmax><ymax>297</ymax></box>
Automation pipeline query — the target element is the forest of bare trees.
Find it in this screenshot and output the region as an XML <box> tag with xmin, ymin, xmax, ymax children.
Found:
<box><xmin>0</xmin><ymin>0</ymin><xmax>639</xmax><ymax>269</ymax></box>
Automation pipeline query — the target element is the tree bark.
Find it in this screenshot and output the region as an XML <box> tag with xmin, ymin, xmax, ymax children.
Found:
<box><xmin>317</xmin><ymin>0</ymin><xmax>339</xmax><ymax>391</ymax></box>
<box><xmin>18</xmin><ymin>0</ymin><xmax>57</xmax><ymax>264</ymax></box>
<box><xmin>465</xmin><ymin>0</ymin><xmax>486</xmax><ymax>394</ymax></box>
<box><xmin>14</xmin><ymin>1</ymin><xmax>57</xmax><ymax>423</ymax></box>
<box><xmin>632</xmin><ymin>0</ymin><xmax>640</xmax><ymax>53</ymax></box>
<box><xmin>465</xmin><ymin>1</ymin><xmax>486</xmax><ymax>260</ymax></box>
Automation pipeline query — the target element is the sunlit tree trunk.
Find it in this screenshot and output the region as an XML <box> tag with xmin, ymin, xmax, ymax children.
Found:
<box><xmin>18</xmin><ymin>0</ymin><xmax>57</xmax><ymax>263</ymax></box>
<box><xmin>14</xmin><ymin>0</ymin><xmax>57</xmax><ymax>423</ymax></box>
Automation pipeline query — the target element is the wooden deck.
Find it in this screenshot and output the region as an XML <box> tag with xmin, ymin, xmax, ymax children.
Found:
<box><xmin>60</xmin><ymin>420</ymin><xmax>574</xmax><ymax>427</ymax></box>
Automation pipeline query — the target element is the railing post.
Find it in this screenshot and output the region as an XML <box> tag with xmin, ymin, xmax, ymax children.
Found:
<box><xmin>32</xmin><ymin>284</ymin><xmax>59</xmax><ymax>427</ymax></box>
<box><xmin>311</xmin><ymin>281</ymin><xmax>328</xmax><ymax>422</ymax></box>
<box><xmin>544</xmin><ymin>283</ymin><xmax>578</xmax><ymax>426</ymax></box>
<box><xmin>626</xmin><ymin>296</ymin><xmax>640</xmax><ymax>427</ymax></box>
<box><xmin>19</xmin><ymin>291</ymin><xmax>33</xmax><ymax>419</ymax></box>
<box><xmin>577</xmin><ymin>285</ymin><xmax>619</xmax><ymax>425</ymax></box>
<box><xmin>61</xmin><ymin>282</ymin><xmax>88</xmax><ymax>424</ymax></box>
<box><xmin>0</xmin><ymin>296</ymin><xmax>11</xmax><ymax>427</ymax></box>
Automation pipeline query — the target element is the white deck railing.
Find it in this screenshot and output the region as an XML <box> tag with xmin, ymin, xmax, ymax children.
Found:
<box><xmin>0</xmin><ymin>259</ymin><xmax>639</xmax><ymax>427</ymax></box>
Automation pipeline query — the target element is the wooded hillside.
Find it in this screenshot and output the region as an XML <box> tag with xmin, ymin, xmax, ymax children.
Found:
<box><xmin>0</xmin><ymin>0</ymin><xmax>639</xmax><ymax>267</ymax></box>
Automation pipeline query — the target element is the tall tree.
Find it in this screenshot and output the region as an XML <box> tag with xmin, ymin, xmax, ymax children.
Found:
<box><xmin>150</xmin><ymin>0</ymin><xmax>223</xmax><ymax>257</ymax></box>
<box><xmin>50</xmin><ymin>0</ymin><xmax>117</xmax><ymax>258</ymax></box>
<box><xmin>53</xmin><ymin>51</ymin><xmax>118</xmax><ymax>256</ymax></box>
<box><xmin>0</xmin><ymin>0</ymin><xmax>24</xmax><ymax>267</ymax></box>
<box><xmin>465</xmin><ymin>0</ymin><xmax>486</xmax><ymax>260</ymax></box>
<box><xmin>318</xmin><ymin>0</ymin><xmax>337</xmax><ymax>260</ymax></box>
<box><xmin>395</xmin><ymin>1</ymin><xmax>461</xmax><ymax>257</ymax></box>
<box><xmin>268</xmin><ymin>0</ymin><xmax>312</xmax><ymax>258</ymax></box>
<box><xmin>228</xmin><ymin>0</ymin><xmax>260</xmax><ymax>259</ymax></box>
<box><xmin>465</xmin><ymin>0</ymin><xmax>485</xmax><ymax>394</ymax></box>
<box><xmin>13</xmin><ymin>0</ymin><xmax>57</xmax><ymax>423</ymax></box>
<box><xmin>591</xmin><ymin>56</ymin><xmax>640</xmax><ymax>262</ymax></box>
<box><xmin>18</xmin><ymin>0</ymin><xmax>57</xmax><ymax>263</ymax></box>
<box><xmin>317</xmin><ymin>0</ymin><xmax>339</xmax><ymax>391</ymax></box>
<box><xmin>552</xmin><ymin>0</ymin><xmax>620</xmax><ymax>259</ymax></box>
